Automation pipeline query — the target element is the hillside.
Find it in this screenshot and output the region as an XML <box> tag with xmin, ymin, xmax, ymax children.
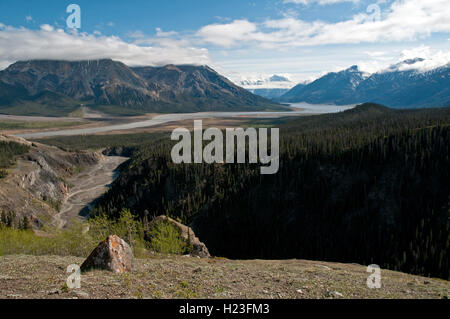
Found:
<box><xmin>0</xmin><ymin>255</ymin><xmax>448</xmax><ymax>299</ymax></box>
<box><xmin>0</xmin><ymin>60</ymin><xmax>287</xmax><ymax>116</ymax></box>
<box><xmin>0</xmin><ymin>135</ymin><xmax>104</xmax><ymax>227</ymax></box>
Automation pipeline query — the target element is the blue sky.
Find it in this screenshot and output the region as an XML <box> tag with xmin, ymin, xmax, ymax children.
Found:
<box><xmin>0</xmin><ymin>0</ymin><xmax>362</xmax><ymax>34</ymax></box>
<box><xmin>0</xmin><ymin>0</ymin><xmax>449</xmax><ymax>87</ymax></box>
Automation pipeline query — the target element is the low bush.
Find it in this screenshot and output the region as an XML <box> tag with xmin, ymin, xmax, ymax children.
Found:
<box><xmin>0</xmin><ymin>209</ymin><xmax>148</xmax><ymax>258</ymax></box>
<box><xmin>147</xmin><ymin>219</ymin><xmax>191</xmax><ymax>255</ymax></box>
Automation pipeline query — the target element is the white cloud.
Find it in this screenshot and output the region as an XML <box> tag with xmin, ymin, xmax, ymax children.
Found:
<box><xmin>197</xmin><ymin>20</ymin><xmax>258</xmax><ymax>48</ymax></box>
<box><xmin>358</xmin><ymin>45</ymin><xmax>450</xmax><ymax>74</ymax></box>
<box><xmin>198</xmin><ymin>0</ymin><xmax>450</xmax><ymax>48</ymax></box>
<box><xmin>0</xmin><ymin>24</ymin><xmax>211</xmax><ymax>70</ymax></box>
<box><xmin>396</xmin><ymin>46</ymin><xmax>450</xmax><ymax>71</ymax></box>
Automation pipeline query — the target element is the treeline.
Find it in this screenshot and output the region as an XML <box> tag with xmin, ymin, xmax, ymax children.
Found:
<box><xmin>0</xmin><ymin>141</ymin><xmax>30</xmax><ymax>179</ymax></box>
<box><xmin>33</xmin><ymin>132</ymin><xmax>167</xmax><ymax>153</ymax></box>
<box><xmin>0</xmin><ymin>211</ymin><xmax>32</xmax><ymax>230</ymax></box>
<box><xmin>90</xmin><ymin>104</ymin><xmax>450</xmax><ymax>279</ymax></box>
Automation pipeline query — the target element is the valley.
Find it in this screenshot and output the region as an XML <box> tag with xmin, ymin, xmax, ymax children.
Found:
<box><xmin>1</xmin><ymin>103</ymin><xmax>449</xmax><ymax>300</ymax></box>
<box><xmin>1</xmin><ymin>0</ymin><xmax>449</xmax><ymax>304</ymax></box>
<box><xmin>54</xmin><ymin>155</ymin><xmax>128</xmax><ymax>229</ymax></box>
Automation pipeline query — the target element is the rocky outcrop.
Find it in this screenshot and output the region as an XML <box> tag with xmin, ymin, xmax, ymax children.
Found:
<box><xmin>152</xmin><ymin>216</ymin><xmax>211</xmax><ymax>258</ymax></box>
<box><xmin>81</xmin><ymin>235</ymin><xmax>133</xmax><ymax>273</ymax></box>
<box><xmin>0</xmin><ymin>136</ymin><xmax>102</xmax><ymax>227</ymax></box>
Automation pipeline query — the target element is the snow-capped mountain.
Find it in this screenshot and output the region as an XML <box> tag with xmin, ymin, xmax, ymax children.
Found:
<box><xmin>238</xmin><ymin>74</ymin><xmax>295</xmax><ymax>90</ymax></box>
<box><xmin>279</xmin><ymin>60</ymin><xmax>450</xmax><ymax>108</ymax></box>
<box><xmin>235</xmin><ymin>74</ymin><xmax>299</xmax><ymax>99</ymax></box>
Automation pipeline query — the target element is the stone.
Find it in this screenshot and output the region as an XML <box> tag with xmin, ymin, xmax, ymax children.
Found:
<box><xmin>74</xmin><ymin>290</ymin><xmax>90</xmax><ymax>298</ymax></box>
<box><xmin>331</xmin><ymin>291</ymin><xmax>343</xmax><ymax>298</ymax></box>
<box><xmin>81</xmin><ymin>235</ymin><xmax>133</xmax><ymax>273</ymax></box>
<box><xmin>152</xmin><ymin>216</ymin><xmax>211</xmax><ymax>258</ymax></box>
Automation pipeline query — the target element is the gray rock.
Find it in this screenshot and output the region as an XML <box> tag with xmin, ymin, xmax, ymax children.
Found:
<box><xmin>152</xmin><ymin>216</ymin><xmax>211</xmax><ymax>258</ymax></box>
<box><xmin>81</xmin><ymin>235</ymin><xmax>133</xmax><ymax>273</ymax></box>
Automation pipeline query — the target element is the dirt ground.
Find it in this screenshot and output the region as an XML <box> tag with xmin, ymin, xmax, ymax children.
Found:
<box><xmin>0</xmin><ymin>255</ymin><xmax>448</xmax><ymax>299</ymax></box>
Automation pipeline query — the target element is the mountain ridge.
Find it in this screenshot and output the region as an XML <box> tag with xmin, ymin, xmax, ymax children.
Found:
<box><xmin>0</xmin><ymin>59</ymin><xmax>287</xmax><ymax>115</ymax></box>
<box><xmin>279</xmin><ymin>61</ymin><xmax>450</xmax><ymax>108</ymax></box>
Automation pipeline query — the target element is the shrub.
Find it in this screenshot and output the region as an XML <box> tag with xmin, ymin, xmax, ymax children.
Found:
<box><xmin>147</xmin><ymin>220</ymin><xmax>191</xmax><ymax>255</ymax></box>
<box><xmin>0</xmin><ymin>211</ymin><xmax>147</xmax><ymax>258</ymax></box>
<box><xmin>88</xmin><ymin>209</ymin><xmax>147</xmax><ymax>258</ymax></box>
<box><xmin>0</xmin><ymin>221</ymin><xmax>94</xmax><ymax>257</ymax></box>
<box><xmin>0</xmin><ymin>208</ymin><xmax>193</xmax><ymax>259</ymax></box>
<box><xmin>0</xmin><ymin>169</ymin><xmax>7</xmax><ymax>179</ymax></box>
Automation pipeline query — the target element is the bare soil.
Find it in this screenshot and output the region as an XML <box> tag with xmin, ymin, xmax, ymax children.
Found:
<box><xmin>0</xmin><ymin>255</ymin><xmax>448</xmax><ymax>299</ymax></box>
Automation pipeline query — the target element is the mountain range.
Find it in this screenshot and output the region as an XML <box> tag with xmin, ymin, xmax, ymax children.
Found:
<box><xmin>279</xmin><ymin>59</ymin><xmax>450</xmax><ymax>108</ymax></box>
<box><xmin>238</xmin><ymin>74</ymin><xmax>296</xmax><ymax>99</ymax></box>
<box><xmin>0</xmin><ymin>59</ymin><xmax>287</xmax><ymax>116</ymax></box>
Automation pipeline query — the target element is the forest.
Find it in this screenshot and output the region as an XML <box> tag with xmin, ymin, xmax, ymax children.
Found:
<box><xmin>41</xmin><ymin>103</ymin><xmax>450</xmax><ymax>279</ymax></box>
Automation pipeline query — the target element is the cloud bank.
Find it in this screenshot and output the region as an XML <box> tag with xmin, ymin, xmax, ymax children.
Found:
<box><xmin>198</xmin><ymin>0</ymin><xmax>450</xmax><ymax>48</ymax></box>
<box><xmin>0</xmin><ymin>24</ymin><xmax>211</xmax><ymax>70</ymax></box>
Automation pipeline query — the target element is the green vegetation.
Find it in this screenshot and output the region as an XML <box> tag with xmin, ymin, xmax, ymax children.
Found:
<box><xmin>147</xmin><ymin>219</ymin><xmax>192</xmax><ymax>255</ymax></box>
<box><xmin>86</xmin><ymin>104</ymin><xmax>450</xmax><ymax>280</ymax></box>
<box><xmin>0</xmin><ymin>102</ymin><xmax>80</xmax><ymax>117</ymax></box>
<box><xmin>0</xmin><ymin>209</ymin><xmax>148</xmax><ymax>258</ymax></box>
<box><xmin>0</xmin><ymin>141</ymin><xmax>30</xmax><ymax>179</ymax></box>
<box><xmin>0</xmin><ymin>120</ymin><xmax>86</xmax><ymax>130</ymax></box>
<box><xmin>0</xmin><ymin>222</ymin><xmax>94</xmax><ymax>258</ymax></box>
<box><xmin>0</xmin><ymin>207</ymin><xmax>193</xmax><ymax>259</ymax></box>
<box><xmin>89</xmin><ymin>209</ymin><xmax>147</xmax><ymax>257</ymax></box>
<box><xmin>33</xmin><ymin>132</ymin><xmax>168</xmax><ymax>152</ymax></box>
<box><xmin>41</xmin><ymin>195</ymin><xmax>62</xmax><ymax>212</ymax></box>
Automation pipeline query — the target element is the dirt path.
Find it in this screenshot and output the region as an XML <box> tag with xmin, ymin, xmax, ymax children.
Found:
<box><xmin>54</xmin><ymin>156</ymin><xmax>129</xmax><ymax>229</ymax></box>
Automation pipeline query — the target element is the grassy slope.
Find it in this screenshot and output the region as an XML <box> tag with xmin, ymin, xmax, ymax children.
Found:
<box><xmin>0</xmin><ymin>103</ymin><xmax>81</xmax><ymax>117</ymax></box>
<box><xmin>0</xmin><ymin>120</ymin><xmax>87</xmax><ymax>130</ymax></box>
<box><xmin>0</xmin><ymin>255</ymin><xmax>448</xmax><ymax>299</ymax></box>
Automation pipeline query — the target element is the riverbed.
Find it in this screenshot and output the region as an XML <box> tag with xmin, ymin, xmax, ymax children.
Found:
<box><xmin>11</xmin><ymin>103</ymin><xmax>356</xmax><ymax>139</ymax></box>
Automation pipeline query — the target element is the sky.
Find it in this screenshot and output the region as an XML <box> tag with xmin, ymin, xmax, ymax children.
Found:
<box><xmin>0</xmin><ymin>0</ymin><xmax>449</xmax><ymax>87</ymax></box>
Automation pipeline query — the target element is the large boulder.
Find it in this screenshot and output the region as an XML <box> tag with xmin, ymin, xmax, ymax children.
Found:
<box><xmin>152</xmin><ymin>216</ymin><xmax>211</xmax><ymax>258</ymax></box>
<box><xmin>81</xmin><ymin>235</ymin><xmax>133</xmax><ymax>273</ymax></box>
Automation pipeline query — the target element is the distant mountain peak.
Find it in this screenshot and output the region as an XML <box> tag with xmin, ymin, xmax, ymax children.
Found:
<box><xmin>403</xmin><ymin>57</ymin><xmax>425</xmax><ymax>65</ymax></box>
<box><xmin>238</xmin><ymin>74</ymin><xmax>294</xmax><ymax>89</ymax></box>
<box><xmin>269</xmin><ymin>75</ymin><xmax>290</xmax><ymax>82</ymax></box>
<box><xmin>383</xmin><ymin>57</ymin><xmax>429</xmax><ymax>73</ymax></box>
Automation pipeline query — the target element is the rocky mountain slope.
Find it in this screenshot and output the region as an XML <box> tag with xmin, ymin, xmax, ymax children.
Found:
<box><xmin>0</xmin><ymin>60</ymin><xmax>286</xmax><ymax>114</ymax></box>
<box><xmin>0</xmin><ymin>135</ymin><xmax>102</xmax><ymax>227</ymax></box>
<box><xmin>280</xmin><ymin>65</ymin><xmax>367</xmax><ymax>104</ymax></box>
<box><xmin>280</xmin><ymin>61</ymin><xmax>450</xmax><ymax>108</ymax></box>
